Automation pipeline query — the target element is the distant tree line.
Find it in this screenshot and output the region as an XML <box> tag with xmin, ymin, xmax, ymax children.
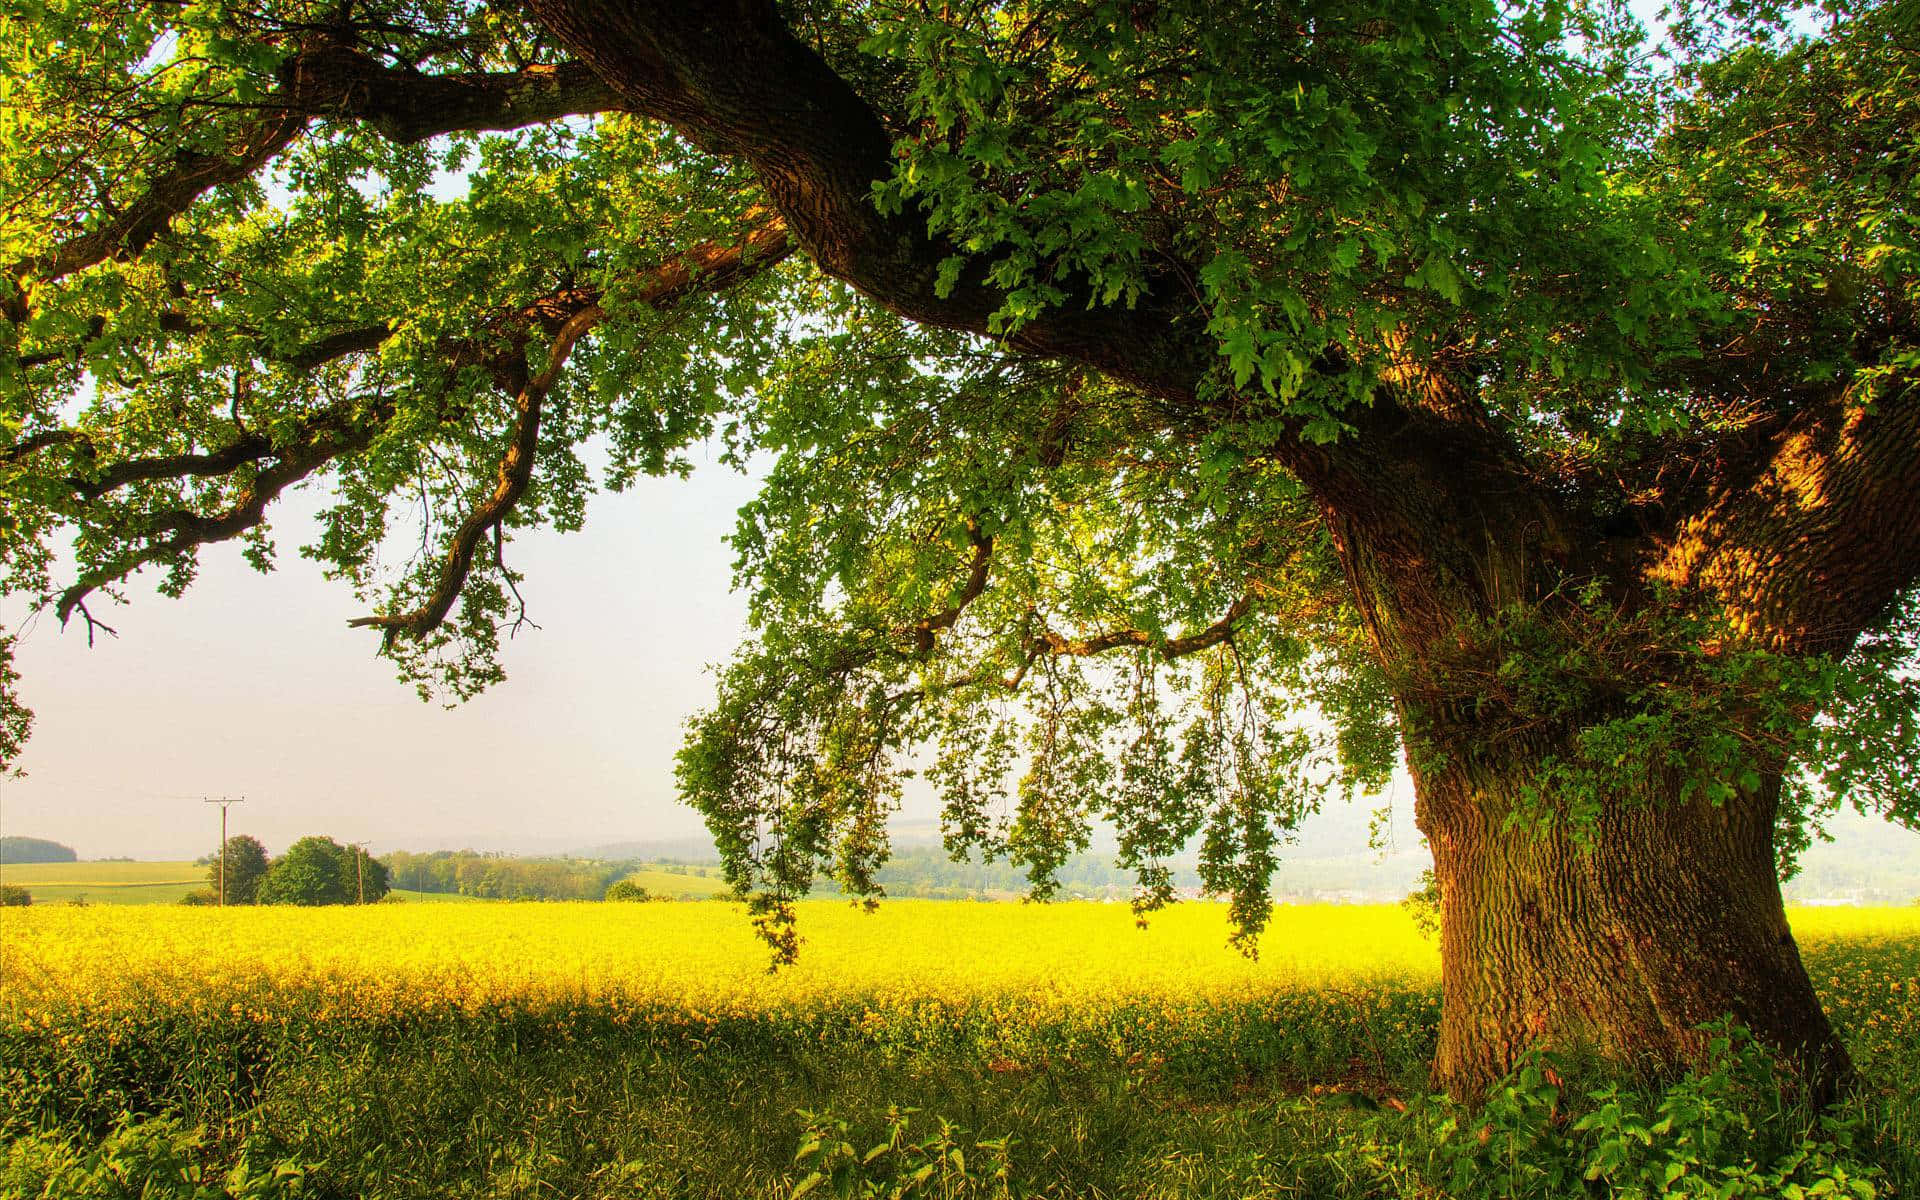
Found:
<box><xmin>811</xmin><ymin>849</ymin><xmax>1154</xmax><ymax>901</ymax></box>
<box><xmin>184</xmin><ymin>835</ymin><xmax>388</xmax><ymax>906</ymax></box>
<box><xmin>381</xmin><ymin>850</ymin><xmax>632</xmax><ymax>901</ymax></box>
<box><xmin>0</xmin><ymin>836</ymin><xmax>76</xmax><ymax>864</ymax></box>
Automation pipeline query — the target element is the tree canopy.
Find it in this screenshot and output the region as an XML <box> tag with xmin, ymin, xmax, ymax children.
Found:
<box><xmin>2</xmin><ymin>0</ymin><xmax>1917</xmax><ymax>1093</ymax></box>
<box><xmin>0</xmin><ymin>836</ymin><xmax>77</xmax><ymax>864</ymax></box>
<box><xmin>208</xmin><ymin>834</ymin><xmax>269</xmax><ymax>904</ymax></box>
<box><xmin>256</xmin><ymin>836</ymin><xmax>389</xmax><ymax>905</ymax></box>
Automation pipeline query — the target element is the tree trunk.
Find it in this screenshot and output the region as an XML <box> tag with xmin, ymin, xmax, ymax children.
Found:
<box><xmin>1412</xmin><ymin>745</ymin><xmax>1850</xmax><ymax>1101</ymax></box>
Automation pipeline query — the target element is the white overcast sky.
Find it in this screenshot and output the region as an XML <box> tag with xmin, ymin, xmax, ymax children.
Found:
<box><xmin>2</xmin><ymin>454</ymin><xmax>764</xmax><ymax>858</ymax></box>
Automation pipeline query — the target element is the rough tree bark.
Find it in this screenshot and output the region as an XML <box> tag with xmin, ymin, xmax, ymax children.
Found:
<box><xmin>1413</xmin><ymin>742</ymin><xmax>1847</xmax><ymax>1099</ymax></box>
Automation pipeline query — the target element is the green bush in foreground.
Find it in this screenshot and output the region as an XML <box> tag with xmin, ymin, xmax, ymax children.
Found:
<box><xmin>0</xmin><ymin>886</ymin><xmax>29</xmax><ymax>907</ymax></box>
<box><xmin>0</xmin><ymin>1117</ymin><xmax>310</xmax><ymax>1200</ymax></box>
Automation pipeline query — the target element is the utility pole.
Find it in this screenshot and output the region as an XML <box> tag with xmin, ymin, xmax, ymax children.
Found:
<box><xmin>205</xmin><ymin>796</ymin><xmax>244</xmax><ymax>906</ymax></box>
<box><xmin>350</xmin><ymin>840</ymin><xmax>370</xmax><ymax>905</ymax></box>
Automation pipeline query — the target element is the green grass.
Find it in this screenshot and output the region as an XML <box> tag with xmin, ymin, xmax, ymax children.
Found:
<box><xmin>610</xmin><ymin>867</ymin><xmax>732</xmax><ymax>899</ymax></box>
<box><xmin>0</xmin><ymin>861</ymin><xmax>203</xmax><ymax>906</ymax></box>
<box><xmin>384</xmin><ymin>888</ymin><xmax>485</xmax><ymax>904</ymax></box>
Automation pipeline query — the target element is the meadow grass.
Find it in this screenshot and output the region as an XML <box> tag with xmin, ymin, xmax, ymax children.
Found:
<box><xmin>382</xmin><ymin>888</ymin><xmax>485</xmax><ymax>904</ymax></box>
<box><xmin>0</xmin><ymin>861</ymin><xmax>205</xmax><ymax>906</ymax></box>
<box><xmin>1</xmin><ymin>902</ymin><xmax>1914</xmax><ymax>1199</ymax></box>
<box><xmin>608</xmin><ymin>867</ymin><xmax>733</xmax><ymax>898</ymax></box>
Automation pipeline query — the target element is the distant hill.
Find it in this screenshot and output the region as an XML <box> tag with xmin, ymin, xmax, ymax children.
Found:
<box><xmin>573</xmin><ymin>836</ymin><xmax>725</xmax><ymax>862</ymax></box>
<box><xmin>0</xmin><ymin>836</ymin><xmax>78</xmax><ymax>864</ymax></box>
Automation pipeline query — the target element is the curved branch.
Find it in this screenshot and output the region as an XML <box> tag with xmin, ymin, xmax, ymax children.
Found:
<box><xmin>347</xmin><ymin>306</ymin><xmax>594</xmax><ymax>646</ymax></box>
<box><xmin>1033</xmin><ymin>594</ymin><xmax>1254</xmax><ymax>661</ymax></box>
<box><xmin>288</xmin><ymin>214</ymin><xmax>792</xmax><ymax>372</ymax></box>
<box><xmin>70</xmin><ymin>433</ymin><xmax>274</xmax><ymax>501</ymax></box>
<box><xmin>521</xmin><ymin>0</ymin><xmax>1212</xmax><ymax>401</ymax></box>
<box><xmin>901</xmin><ymin>519</ymin><xmax>994</xmax><ymax>653</ymax></box>
<box><xmin>54</xmin><ymin>402</ymin><xmax>391</xmax><ymax>627</ymax></box>
<box><xmin>1650</xmin><ymin>385</ymin><xmax>1920</xmax><ymax>655</ymax></box>
<box><xmin>339</xmin><ymin>218</ymin><xmax>792</xmax><ymax>645</ymax></box>
<box><xmin>8</xmin><ymin>46</ymin><xmax>624</xmax><ymax>316</ymax></box>
<box><xmin>287</xmin><ymin>49</ymin><xmax>620</xmax><ymax>146</ymax></box>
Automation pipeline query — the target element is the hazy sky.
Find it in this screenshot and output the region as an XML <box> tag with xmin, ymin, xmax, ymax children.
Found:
<box><xmin>0</xmin><ymin>442</ymin><xmax>1435</xmax><ymax>862</ymax></box>
<box><xmin>2</xmin><ymin>454</ymin><xmax>766</xmax><ymax>858</ymax></box>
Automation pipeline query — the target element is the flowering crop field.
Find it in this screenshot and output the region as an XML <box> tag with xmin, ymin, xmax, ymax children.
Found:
<box><xmin>2</xmin><ymin>902</ymin><xmax>1917</xmax><ymax>1199</ymax></box>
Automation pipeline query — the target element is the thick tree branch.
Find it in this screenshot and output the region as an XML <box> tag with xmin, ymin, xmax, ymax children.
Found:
<box><xmin>341</xmin><ymin>217</ymin><xmax>790</xmax><ymax>645</ymax></box>
<box><xmin>901</xmin><ymin>519</ymin><xmax>993</xmax><ymax>653</ymax></box>
<box><xmin>1650</xmin><ymin>385</ymin><xmax>1920</xmax><ymax>655</ymax></box>
<box><xmin>345</xmin><ymin>308</ymin><xmax>587</xmax><ymax>646</ymax></box>
<box><xmin>1033</xmin><ymin>594</ymin><xmax>1254</xmax><ymax>661</ymax></box>
<box><xmin>286</xmin><ymin>215</ymin><xmax>791</xmax><ymax>372</ymax></box>
<box><xmin>8</xmin><ymin>46</ymin><xmax>623</xmax><ymax>317</ymax></box>
<box><xmin>285</xmin><ymin>48</ymin><xmax>620</xmax><ymax>145</ymax></box>
<box><xmin>54</xmin><ymin>402</ymin><xmax>390</xmax><ymax>627</ymax></box>
<box><xmin>521</xmin><ymin>0</ymin><xmax>1213</xmax><ymax>402</ymax></box>
<box><xmin>69</xmin><ymin>433</ymin><xmax>274</xmax><ymax>501</ymax></box>
<box><xmin>7</xmin><ymin>108</ymin><xmax>306</xmax><ymax>317</ymax></box>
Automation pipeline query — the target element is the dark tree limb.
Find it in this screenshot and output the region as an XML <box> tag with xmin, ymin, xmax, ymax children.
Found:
<box><xmin>1651</xmin><ymin>386</ymin><xmax>1920</xmax><ymax>656</ymax></box>
<box><xmin>345</xmin><ymin>309</ymin><xmax>586</xmax><ymax>646</ymax></box>
<box><xmin>1034</xmin><ymin>593</ymin><xmax>1253</xmax><ymax>660</ymax></box>
<box><xmin>903</xmin><ymin>519</ymin><xmax>993</xmax><ymax>653</ymax></box>
<box><xmin>341</xmin><ymin>217</ymin><xmax>791</xmax><ymax>644</ymax></box>
<box><xmin>8</xmin><ymin>45</ymin><xmax>624</xmax><ymax>319</ymax></box>
<box><xmin>54</xmin><ymin>402</ymin><xmax>391</xmax><ymax>627</ymax></box>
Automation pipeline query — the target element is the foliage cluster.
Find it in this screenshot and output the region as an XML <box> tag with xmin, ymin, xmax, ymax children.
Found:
<box><xmin>250</xmin><ymin>837</ymin><xmax>388</xmax><ymax>907</ymax></box>
<box><xmin>787</xmin><ymin>1107</ymin><xmax>1017</xmax><ymax>1200</ymax></box>
<box><xmin>0</xmin><ymin>884</ymin><xmax>29</xmax><ymax>907</ymax></box>
<box><xmin>204</xmin><ymin>837</ymin><xmax>269</xmax><ymax>906</ymax></box>
<box><xmin>1342</xmin><ymin>1029</ymin><xmax>1883</xmax><ymax>1199</ymax></box>
<box><xmin>0</xmin><ymin>1116</ymin><xmax>310</xmax><ymax>1200</ymax></box>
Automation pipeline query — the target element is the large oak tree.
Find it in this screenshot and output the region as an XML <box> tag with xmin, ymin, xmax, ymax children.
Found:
<box><xmin>2</xmin><ymin>0</ymin><xmax>1917</xmax><ymax>1098</ymax></box>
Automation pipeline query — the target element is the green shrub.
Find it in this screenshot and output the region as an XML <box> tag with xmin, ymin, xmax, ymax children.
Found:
<box><xmin>604</xmin><ymin>879</ymin><xmax>650</xmax><ymax>902</ymax></box>
<box><xmin>1339</xmin><ymin>1023</ymin><xmax>1881</xmax><ymax>1200</ymax></box>
<box><xmin>784</xmin><ymin>1107</ymin><xmax>1018</xmax><ymax>1199</ymax></box>
<box><xmin>0</xmin><ymin>1116</ymin><xmax>311</xmax><ymax>1199</ymax></box>
<box><xmin>0</xmin><ymin>885</ymin><xmax>29</xmax><ymax>907</ymax></box>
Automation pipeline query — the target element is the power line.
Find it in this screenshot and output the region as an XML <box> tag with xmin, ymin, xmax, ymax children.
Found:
<box><xmin>349</xmin><ymin>840</ymin><xmax>370</xmax><ymax>905</ymax></box>
<box><xmin>203</xmin><ymin>796</ymin><xmax>245</xmax><ymax>906</ymax></box>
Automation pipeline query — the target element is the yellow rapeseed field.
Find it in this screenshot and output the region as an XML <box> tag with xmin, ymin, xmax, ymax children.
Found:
<box><xmin>2</xmin><ymin>900</ymin><xmax>1443</xmax><ymax>1016</ymax></box>
<box><xmin>4</xmin><ymin>900</ymin><xmax>1912</xmax><ymax>1030</ymax></box>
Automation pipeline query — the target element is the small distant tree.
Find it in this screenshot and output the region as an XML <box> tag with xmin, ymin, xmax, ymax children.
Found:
<box><xmin>0</xmin><ymin>884</ymin><xmax>31</xmax><ymax>906</ymax></box>
<box><xmin>258</xmin><ymin>837</ymin><xmax>350</xmax><ymax>906</ymax></box>
<box><xmin>178</xmin><ymin>889</ymin><xmax>217</xmax><ymax>907</ymax></box>
<box><xmin>604</xmin><ymin>879</ymin><xmax>650</xmax><ymax>903</ymax></box>
<box><xmin>207</xmin><ymin>835</ymin><xmax>269</xmax><ymax>905</ymax></box>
